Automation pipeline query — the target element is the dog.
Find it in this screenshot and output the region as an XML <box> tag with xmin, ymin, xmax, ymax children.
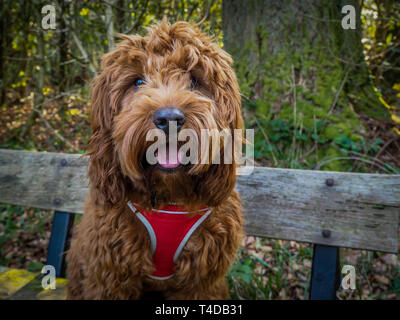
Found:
<box><xmin>66</xmin><ymin>20</ymin><xmax>244</xmax><ymax>300</ymax></box>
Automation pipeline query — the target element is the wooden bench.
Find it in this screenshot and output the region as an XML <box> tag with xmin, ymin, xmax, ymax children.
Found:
<box><xmin>0</xmin><ymin>148</ymin><xmax>399</xmax><ymax>299</ymax></box>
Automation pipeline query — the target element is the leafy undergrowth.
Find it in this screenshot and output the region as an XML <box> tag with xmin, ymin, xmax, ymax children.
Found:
<box><xmin>245</xmin><ymin>106</ymin><xmax>400</xmax><ymax>173</ymax></box>
<box><xmin>1</xmin><ymin>204</ymin><xmax>399</xmax><ymax>300</ymax></box>
<box><xmin>0</xmin><ymin>89</ymin><xmax>90</xmax><ymax>153</ymax></box>
<box><xmin>0</xmin><ymin>205</ymin><xmax>52</xmax><ymax>272</ymax></box>
<box><xmin>227</xmin><ymin>236</ymin><xmax>400</xmax><ymax>300</ymax></box>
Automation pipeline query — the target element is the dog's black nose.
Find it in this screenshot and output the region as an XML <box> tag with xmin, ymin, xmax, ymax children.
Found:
<box><xmin>152</xmin><ymin>107</ymin><xmax>185</xmax><ymax>133</ymax></box>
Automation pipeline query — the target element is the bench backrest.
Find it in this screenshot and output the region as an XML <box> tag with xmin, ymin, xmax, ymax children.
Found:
<box><xmin>0</xmin><ymin>149</ymin><xmax>399</xmax><ymax>253</ymax></box>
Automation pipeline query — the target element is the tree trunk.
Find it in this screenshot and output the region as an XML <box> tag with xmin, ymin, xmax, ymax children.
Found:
<box><xmin>222</xmin><ymin>0</ymin><xmax>390</xmax><ymax>170</ymax></box>
<box><xmin>58</xmin><ymin>0</ymin><xmax>69</xmax><ymax>94</ymax></box>
<box><xmin>0</xmin><ymin>0</ymin><xmax>12</xmax><ymax>106</ymax></box>
<box><xmin>105</xmin><ymin>0</ymin><xmax>115</xmax><ymax>51</ymax></box>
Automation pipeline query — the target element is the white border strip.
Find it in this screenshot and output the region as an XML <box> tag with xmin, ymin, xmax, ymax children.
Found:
<box><xmin>147</xmin><ymin>274</ymin><xmax>175</xmax><ymax>280</ymax></box>
<box><xmin>127</xmin><ymin>201</ymin><xmax>157</xmax><ymax>254</ymax></box>
<box><xmin>130</xmin><ymin>202</ymin><xmax>209</xmax><ymax>215</ymax></box>
<box><xmin>173</xmin><ymin>209</ymin><xmax>212</xmax><ymax>262</ymax></box>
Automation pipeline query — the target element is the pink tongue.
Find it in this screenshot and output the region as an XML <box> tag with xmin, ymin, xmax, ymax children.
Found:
<box><xmin>157</xmin><ymin>147</ymin><xmax>182</xmax><ymax>168</ymax></box>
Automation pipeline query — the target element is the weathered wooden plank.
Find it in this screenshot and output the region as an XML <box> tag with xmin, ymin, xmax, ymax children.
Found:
<box><xmin>0</xmin><ymin>149</ymin><xmax>399</xmax><ymax>252</ymax></box>
<box><xmin>0</xmin><ymin>149</ymin><xmax>89</xmax><ymax>213</ymax></box>
<box><xmin>236</xmin><ymin>167</ymin><xmax>399</xmax><ymax>253</ymax></box>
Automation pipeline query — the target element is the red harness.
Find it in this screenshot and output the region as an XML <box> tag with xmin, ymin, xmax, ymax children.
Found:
<box><xmin>127</xmin><ymin>201</ymin><xmax>211</xmax><ymax>280</ymax></box>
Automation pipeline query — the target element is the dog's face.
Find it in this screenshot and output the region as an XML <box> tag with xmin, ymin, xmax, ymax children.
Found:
<box><xmin>88</xmin><ymin>21</ymin><xmax>243</xmax><ymax>208</ymax></box>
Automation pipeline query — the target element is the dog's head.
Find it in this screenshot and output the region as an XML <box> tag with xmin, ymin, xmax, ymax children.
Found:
<box><xmin>88</xmin><ymin>20</ymin><xmax>243</xmax><ymax>209</ymax></box>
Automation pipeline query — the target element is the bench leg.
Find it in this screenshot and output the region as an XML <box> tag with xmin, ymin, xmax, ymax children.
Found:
<box><xmin>46</xmin><ymin>211</ymin><xmax>75</xmax><ymax>278</ymax></box>
<box><xmin>309</xmin><ymin>244</ymin><xmax>341</xmax><ymax>300</ymax></box>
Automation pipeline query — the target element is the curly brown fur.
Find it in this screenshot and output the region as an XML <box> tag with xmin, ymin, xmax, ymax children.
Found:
<box><xmin>66</xmin><ymin>20</ymin><xmax>244</xmax><ymax>300</ymax></box>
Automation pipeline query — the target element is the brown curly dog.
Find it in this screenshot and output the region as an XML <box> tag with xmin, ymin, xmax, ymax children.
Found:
<box><xmin>66</xmin><ymin>20</ymin><xmax>244</xmax><ymax>300</ymax></box>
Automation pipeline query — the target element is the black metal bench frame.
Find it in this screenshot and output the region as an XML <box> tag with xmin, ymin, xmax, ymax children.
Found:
<box><xmin>46</xmin><ymin>211</ymin><xmax>75</xmax><ymax>278</ymax></box>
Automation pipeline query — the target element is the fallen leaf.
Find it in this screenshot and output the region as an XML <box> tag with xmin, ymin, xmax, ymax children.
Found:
<box><xmin>380</xmin><ymin>254</ymin><xmax>398</xmax><ymax>267</ymax></box>
<box><xmin>373</xmin><ymin>274</ymin><xmax>390</xmax><ymax>286</ymax></box>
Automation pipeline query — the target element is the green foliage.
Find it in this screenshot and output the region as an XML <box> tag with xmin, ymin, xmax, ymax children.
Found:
<box><xmin>227</xmin><ymin>239</ymin><xmax>314</xmax><ymax>300</ymax></box>
<box><xmin>27</xmin><ymin>261</ymin><xmax>45</xmax><ymax>273</ymax></box>
<box><xmin>230</xmin><ymin>0</ymin><xmax>399</xmax><ymax>172</ymax></box>
<box><xmin>0</xmin><ymin>0</ymin><xmax>222</xmax><ymax>152</ymax></box>
<box><xmin>245</xmin><ymin>95</ymin><xmax>396</xmax><ymax>172</ymax></box>
<box><xmin>228</xmin><ymin>258</ymin><xmax>255</xmax><ymax>284</ymax></box>
<box><xmin>362</xmin><ymin>0</ymin><xmax>400</xmax><ymax>106</ymax></box>
<box><xmin>0</xmin><ymin>204</ymin><xmax>52</xmax><ymax>267</ymax></box>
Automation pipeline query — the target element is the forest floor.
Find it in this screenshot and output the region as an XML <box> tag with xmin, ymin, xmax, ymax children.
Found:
<box><xmin>0</xmin><ymin>89</ymin><xmax>399</xmax><ymax>299</ymax></box>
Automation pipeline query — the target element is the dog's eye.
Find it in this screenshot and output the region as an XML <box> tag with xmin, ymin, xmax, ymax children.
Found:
<box><xmin>133</xmin><ymin>78</ymin><xmax>144</xmax><ymax>88</ymax></box>
<box><xmin>190</xmin><ymin>76</ymin><xmax>199</xmax><ymax>90</ymax></box>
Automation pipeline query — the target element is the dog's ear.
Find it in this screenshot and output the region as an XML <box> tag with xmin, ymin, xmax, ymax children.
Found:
<box><xmin>197</xmin><ymin>50</ymin><xmax>244</xmax><ymax>206</ymax></box>
<box><xmin>213</xmin><ymin>48</ymin><xmax>244</xmax><ymax>132</ymax></box>
<box><xmin>87</xmin><ymin>47</ymin><xmax>132</xmax><ymax>207</ymax></box>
